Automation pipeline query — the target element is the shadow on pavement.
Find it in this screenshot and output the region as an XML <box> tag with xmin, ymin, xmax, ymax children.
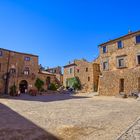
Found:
<box><xmin>0</xmin><ymin>103</ymin><xmax>60</xmax><ymax>140</ymax></box>
<box><xmin>4</xmin><ymin>94</ymin><xmax>90</xmax><ymax>102</ymax></box>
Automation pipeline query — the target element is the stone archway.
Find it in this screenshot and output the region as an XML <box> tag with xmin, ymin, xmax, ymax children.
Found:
<box><xmin>19</xmin><ymin>80</ymin><xmax>28</xmax><ymax>93</ymax></box>
<box><xmin>46</xmin><ymin>77</ymin><xmax>51</xmax><ymax>89</ymax></box>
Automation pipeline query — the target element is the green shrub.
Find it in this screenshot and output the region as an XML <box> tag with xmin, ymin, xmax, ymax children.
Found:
<box><xmin>48</xmin><ymin>83</ymin><xmax>58</xmax><ymax>91</ymax></box>
<box><xmin>35</xmin><ymin>78</ymin><xmax>44</xmax><ymax>92</ymax></box>
<box><xmin>40</xmin><ymin>88</ymin><xmax>45</xmax><ymax>92</ymax></box>
<box><xmin>66</xmin><ymin>77</ymin><xmax>81</xmax><ymax>90</ymax></box>
<box><xmin>73</xmin><ymin>82</ymin><xmax>81</xmax><ymax>90</ymax></box>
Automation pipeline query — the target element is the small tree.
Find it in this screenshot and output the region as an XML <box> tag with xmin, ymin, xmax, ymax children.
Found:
<box><xmin>10</xmin><ymin>84</ymin><xmax>17</xmax><ymax>96</ymax></box>
<box><xmin>35</xmin><ymin>78</ymin><xmax>44</xmax><ymax>92</ymax></box>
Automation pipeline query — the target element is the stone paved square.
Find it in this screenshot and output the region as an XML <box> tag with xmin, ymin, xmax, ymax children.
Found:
<box><xmin>0</xmin><ymin>94</ymin><xmax>140</xmax><ymax>140</ymax></box>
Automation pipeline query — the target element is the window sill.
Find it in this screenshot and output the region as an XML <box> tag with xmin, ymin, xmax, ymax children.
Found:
<box><xmin>117</xmin><ymin>66</ymin><xmax>127</xmax><ymax>69</ymax></box>
<box><xmin>136</xmin><ymin>64</ymin><xmax>140</xmax><ymax>67</ymax></box>
<box><xmin>118</xmin><ymin>47</ymin><xmax>124</xmax><ymax>50</ymax></box>
<box><xmin>103</xmin><ymin>69</ymin><xmax>109</xmax><ymax>71</ymax></box>
<box><xmin>135</xmin><ymin>42</ymin><xmax>140</xmax><ymax>45</ymax></box>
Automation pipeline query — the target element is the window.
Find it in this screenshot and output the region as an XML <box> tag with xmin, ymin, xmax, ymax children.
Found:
<box><xmin>51</xmin><ymin>69</ymin><xmax>56</xmax><ymax>73</ymax></box>
<box><xmin>103</xmin><ymin>46</ymin><xmax>107</xmax><ymax>53</ymax></box>
<box><xmin>118</xmin><ymin>59</ymin><xmax>124</xmax><ymax>67</ymax></box>
<box><xmin>0</xmin><ymin>51</ymin><xmax>2</xmax><ymax>56</ymax></box>
<box><xmin>103</xmin><ymin>61</ymin><xmax>108</xmax><ymax>70</ymax></box>
<box><xmin>24</xmin><ymin>67</ymin><xmax>30</xmax><ymax>75</ymax></box>
<box><xmin>10</xmin><ymin>68</ymin><xmax>16</xmax><ymax>74</ymax></box>
<box><xmin>24</xmin><ymin>70</ymin><xmax>29</xmax><ymax>75</ymax></box>
<box><xmin>117</xmin><ymin>57</ymin><xmax>125</xmax><ymax>68</ymax></box>
<box><xmin>88</xmin><ymin>77</ymin><xmax>90</xmax><ymax>81</ymax></box>
<box><xmin>137</xmin><ymin>55</ymin><xmax>140</xmax><ymax>65</ymax></box>
<box><xmin>69</xmin><ymin>68</ymin><xmax>73</xmax><ymax>74</ymax></box>
<box><xmin>118</xmin><ymin>41</ymin><xmax>123</xmax><ymax>49</ymax></box>
<box><xmin>0</xmin><ymin>63</ymin><xmax>1</xmax><ymax>72</ymax></box>
<box><xmin>119</xmin><ymin>79</ymin><xmax>124</xmax><ymax>92</ymax></box>
<box><xmin>77</xmin><ymin>69</ymin><xmax>79</xmax><ymax>73</ymax></box>
<box><xmin>136</xmin><ymin>35</ymin><xmax>140</xmax><ymax>44</ymax></box>
<box><xmin>117</xmin><ymin>56</ymin><xmax>126</xmax><ymax>68</ymax></box>
<box><xmin>86</xmin><ymin>68</ymin><xmax>88</xmax><ymax>72</ymax></box>
<box><xmin>24</xmin><ymin>57</ymin><xmax>30</xmax><ymax>61</ymax></box>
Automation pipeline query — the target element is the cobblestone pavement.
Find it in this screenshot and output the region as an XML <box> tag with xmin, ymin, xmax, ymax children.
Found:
<box><xmin>0</xmin><ymin>94</ymin><xmax>140</xmax><ymax>140</ymax></box>
<box><xmin>118</xmin><ymin>118</ymin><xmax>140</xmax><ymax>140</ymax></box>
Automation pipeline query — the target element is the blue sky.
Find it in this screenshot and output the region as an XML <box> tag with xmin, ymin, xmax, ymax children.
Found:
<box><xmin>0</xmin><ymin>0</ymin><xmax>140</xmax><ymax>68</ymax></box>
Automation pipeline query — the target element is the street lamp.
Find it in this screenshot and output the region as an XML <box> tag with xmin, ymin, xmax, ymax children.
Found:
<box><xmin>4</xmin><ymin>72</ymin><xmax>10</xmax><ymax>95</ymax></box>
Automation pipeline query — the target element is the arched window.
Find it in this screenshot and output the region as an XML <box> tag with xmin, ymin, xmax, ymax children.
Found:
<box><xmin>24</xmin><ymin>67</ymin><xmax>30</xmax><ymax>75</ymax></box>
<box><xmin>46</xmin><ymin>77</ymin><xmax>51</xmax><ymax>85</ymax></box>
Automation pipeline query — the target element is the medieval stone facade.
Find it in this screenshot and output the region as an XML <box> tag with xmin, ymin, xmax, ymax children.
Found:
<box><xmin>0</xmin><ymin>48</ymin><xmax>56</xmax><ymax>94</ymax></box>
<box><xmin>99</xmin><ymin>30</ymin><xmax>140</xmax><ymax>96</ymax></box>
<box><xmin>63</xmin><ymin>59</ymin><xmax>100</xmax><ymax>92</ymax></box>
<box><xmin>46</xmin><ymin>66</ymin><xmax>63</xmax><ymax>85</ymax></box>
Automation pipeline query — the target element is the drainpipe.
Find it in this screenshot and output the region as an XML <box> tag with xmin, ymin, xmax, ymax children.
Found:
<box><xmin>4</xmin><ymin>51</ymin><xmax>11</xmax><ymax>95</ymax></box>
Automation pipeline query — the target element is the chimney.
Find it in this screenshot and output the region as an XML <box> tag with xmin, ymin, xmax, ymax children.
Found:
<box><xmin>128</xmin><ymin>29</ymin><xmax>132</xmax><ymax>34</ymax></box>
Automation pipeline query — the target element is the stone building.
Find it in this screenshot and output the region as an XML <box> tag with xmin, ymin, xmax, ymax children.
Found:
<box><xmin>99</xmin><ymin>30</ymin><xmax>140</xmax><ymax>96</ymax></box>
<box><xmin>46</xmin><ymin>66</ymin><xmax>63</xmax><ymax>85</ymax></box>
<box><xmin>0</xmin><ymin>48</ymin><xmax>57</xmax><ymax>94</ymax></box>
<box><xmin>63</xmin><ymin>59</ymin><xmax>100</xmax><ymax>92</ymax></box>
<box><xmin>38</xmin><ymin>71</ymin><xmax>57</xmax><ymax>90</ymax></box>
<box><xmin>46</xmin><ymin>66</ymin><xmax>62</xmax><ymax>74</ymax></box>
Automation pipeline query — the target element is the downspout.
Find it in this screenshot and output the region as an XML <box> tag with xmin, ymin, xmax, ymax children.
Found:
<box><xmin>4</xmin><ymin>51</ymin><xmax>11</xmax><ymax>94</ymax></box>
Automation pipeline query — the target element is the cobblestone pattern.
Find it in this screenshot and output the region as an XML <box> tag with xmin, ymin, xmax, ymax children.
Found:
<box><xmin>118</xmin><ymin>118</ymin><xmax>140</xmax><ymax>140</ymax></box>
<box><xmin>1</xmin><ymin>95</ymin><xmax>140</xmax><ymax>140</ymax></box>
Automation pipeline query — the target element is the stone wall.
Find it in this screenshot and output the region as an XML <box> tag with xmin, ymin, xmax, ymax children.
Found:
<box><xmin>63</xmin><ymin>59</ymin><xmax>100</xmax><ymax>92</ymax></box>
<box><xmin>46</xmin><ymin>66</ymin><xmax>62</xmax><ymax>74</ymax></box>
<box><xmin>46</xmin><ymin>66</ymin><xmax>63</xmax><ymax>85</ymax></box>
<box><xmin>74</xmin><ymin>60</ymin><xmax>94</xmax><ymax>92</ymax></box>
<box><xmin>0</xmin><ymin>48</ymin><xmax>56</xmax><ymax>94</ymax></box>
<box><xmin>99</xmin><ymin>67</ymin><xmax>140</xmax><ymax>95</ymax></box>
<box><xmin>38</xmin><ymin>73</ymin><xmax>56</xmax><ymax>90</ymax></box>
<box><xmin>93</xmin><ymin>63</ymin><xmax>100</xmax><ymax>91</ymax></box>
<box><xmin>63</xmin><ymin>64</ymin><xmax>75</xmax><ymax>87</ymax></box>
<box><xmin>0</xmin><ymin>49</ymin><xmax>39</xmax><ymax>94</ymax></box>
<box><xmin>99</xmin><ymin>31</ymin><xmax>140</xmax><ymax>95</ymax></box>
<box><xmin>55</xmin><ymin>73</ymin><xmax>63</xmax><ymax>85</ymax></box>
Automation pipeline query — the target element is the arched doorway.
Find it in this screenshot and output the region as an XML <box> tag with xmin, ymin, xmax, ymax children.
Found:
<box><xmin>19</xmin><ymin>80</ymin><xmax>28</xmax><ymax>93</ymax></box>
<box><xmin>46</xmin><ymin>77</ymin><xmax>51</xmax><ymax>85</ymax></box>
